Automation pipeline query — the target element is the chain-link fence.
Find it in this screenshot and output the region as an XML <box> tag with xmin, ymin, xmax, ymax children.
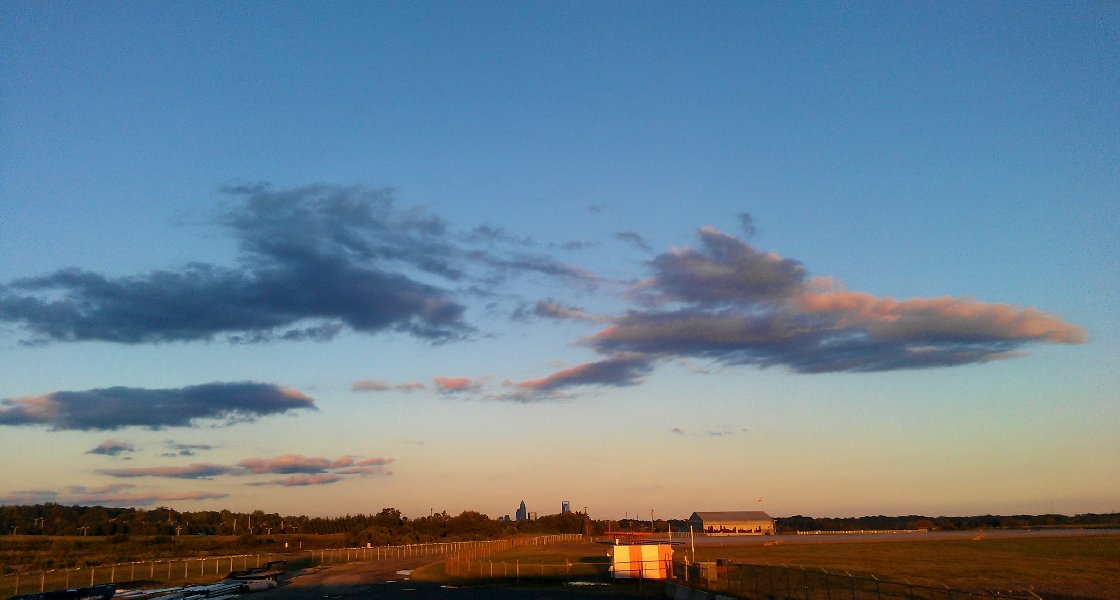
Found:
<box><xmin>0</xmin><ymin>535</ymin><xmax>581</xmax><ymax>598</ymax></box>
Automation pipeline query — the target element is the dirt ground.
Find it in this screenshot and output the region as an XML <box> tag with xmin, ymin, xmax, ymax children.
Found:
<box><xmin>258</xmin><ymin>558</ymin><xmax>657</xmax><ymax>600</ymax></box>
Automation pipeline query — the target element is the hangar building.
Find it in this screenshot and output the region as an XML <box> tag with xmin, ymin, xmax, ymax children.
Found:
<box><xmin>688</xmin><ymin>511</ymin><xmax>775</xmax><ymax>535</ymax></box>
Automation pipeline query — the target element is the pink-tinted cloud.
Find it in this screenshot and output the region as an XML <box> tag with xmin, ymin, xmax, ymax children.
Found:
<box><xmin>0</xmin><ymin>486</ymin><xmax>227</xmax><ymax>507</ymax></box>
<box><xmin>334</xmin><ymin>457</ymin><xmax>393</xmax><ymax>476</ymax></box>
<box><xmin>798</xmin><ymin>290</ymin><xmax>1086</xmax><ymax>344</ymax></box>
<box><xmin>250</xmin><ymin>474</ymin><xmax>344</xmax><ymax>487</ymax></box>
<box><xmin>532</xmin><ymin>300</ymin><xmax>609</xmax><ymax>323</ymax></box>
<box><xmin>100</xmin><ymin>463</ymin><xmax>241</xmax><ymax>479</ymax></box>
<box><xmin>513</xmin><ymin>356</ymin><xmax>653</xmax><ymax>391</ymax></box>
<box><xmin>351</xmin><ymin>379</ymin><xmax>426</xmax><ymax>393</ymax></box>
<box><xmin>433</xmin><ymin>376</ymin><xmax>479</xmax><ymax>393</ymax></box>
<box><xmin>237</xmin><ymin>454</ymin><xmax>356</xmax><ymax>475</ymax></box>
<box><xmin>584</xmin><ymin>227</ymin><xmax>1086</xmax><ymax>374</ymax></box>
<box><xmin>86</xmin><ymin>439</ymin><xmax>136</xmax><ymax>456</ymax></box>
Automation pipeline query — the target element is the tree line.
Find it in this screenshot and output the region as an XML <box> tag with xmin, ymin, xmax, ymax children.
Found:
<box><xmin>3</xmin><ymin>504</ymin><xmax>1116</xmax><ymax>541</ymax></box>
<box><xmin>773</xmin><ymin>512</ymin><xmax>1120</xmax><ymax>533</ymax></box>
<box><xmin>0</xmin><ymin>504</ymin><xmax>592</xmax><ymax>543</ymax></box>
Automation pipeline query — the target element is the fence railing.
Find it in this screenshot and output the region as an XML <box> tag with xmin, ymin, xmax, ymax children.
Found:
<box><xmin>445</xmin><ymin>557</ymin><xmax>609</xmax><ymax>581</ymax></box>
<box><xmin>0</xmin><ymin>535</ymin><xmax>581</xmax><ymax>598</ymax></box>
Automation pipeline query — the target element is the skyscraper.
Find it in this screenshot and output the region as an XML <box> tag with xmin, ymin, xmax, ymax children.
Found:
<box><xmin>516</xmin><ymin>500</ymin><xmax>527</xmax><ymax>522</ymax></box>
<box><xmin>562</xmin><ymin>500</ymin><xmax>571</xmax><ymax>514</ymax></box>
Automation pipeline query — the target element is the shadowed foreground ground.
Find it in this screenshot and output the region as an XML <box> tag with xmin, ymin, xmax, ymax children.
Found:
<box><xmin>258</xmin><ymin>557</ymin><xmax>655</xmax><ymax>600</ymax></box>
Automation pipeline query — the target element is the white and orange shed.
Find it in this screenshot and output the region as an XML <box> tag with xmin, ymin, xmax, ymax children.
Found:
<box><xmin>609</xmin><ymin>542</ymin><xmax>674</xmax><ymax>579</ymax></box>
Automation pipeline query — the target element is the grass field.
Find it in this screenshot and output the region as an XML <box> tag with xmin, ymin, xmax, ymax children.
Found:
<box><xmin>689</xmin><ymin>534</ymin><xmax>1120</xmax><ymax>591</ymax></box>
<box><xmin>418</xmin><ymin>535</ymin><xmax>1120</xmax><ymax>599</ymax></box>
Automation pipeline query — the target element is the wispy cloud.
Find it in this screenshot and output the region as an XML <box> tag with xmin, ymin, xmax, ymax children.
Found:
<box><xmin>614</xmin><ymin>231</ymin><xmax>652</xmax><ymax>252</ymax></box>
<box><xmin>0</xmin><ymin>485</ymin><xmax>227</xmax><ymax>507</ymax></box>
<box><xmin>100</xmin><ymin>464</ymin><xmax>242</xmax><ymax>480</ymax></box>
<box><xmin>246</xmin><ymin>458</ymin><xmax>393</xmax><ymax>486</ymax></box>
<box><xmin>512</xmin><ymin>356</ymin><xmax>654</xmax><ymax>392</ymax></box>
<box><xmin>161</xmin><ymin>441</ymin><xmax>216</xmax><ymax>457</ymax></box>
<box><xmin>249</xmin><ymin>474</ymin><xmax>344</xmax><ymax>487</ymax></box>
<box><xmin>86</xmin><ymin>439</ymin><xmax>136</xmax><ymax>457</ymax></box>
<box><xmin>93</xmin><ymin>454</ymin><xmax>393</xmax><ymax>487</ymax></box>
<box><xmin>736</xmin><ymin>212</ymin><xmax>758</xmax><ymax>238</ymax></box>
<box><xmin>237</xmin><ymin>454</ymin><xmax>356</xmax><ymax>475</ymax></box>
<box><xmin>351</xmin><ymin>379</ymin><xmax>426</xmax><ymax>393</ymax></box>
<box><xmin>434</xmin><ymin>376</ymin><xmax>481</xmax><ymax>393</ymax></box>
<box><xmin>532</xmin><ymin>300</ymin><xmax>609</xmax><ymax>323</ymax></box>
<box><xmin>0</xmin><ymin>382</ymin><xmax>315</xmax><ymax>431</ymax></box>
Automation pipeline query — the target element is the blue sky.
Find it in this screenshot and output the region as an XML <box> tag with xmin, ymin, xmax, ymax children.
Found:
<box><xmin>1</xmin><ymin>2</ymin><xmax>1116</xmax><ymax>520</ymax></box>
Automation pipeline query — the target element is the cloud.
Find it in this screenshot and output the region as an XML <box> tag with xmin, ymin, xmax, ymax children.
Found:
<box><xmin>512</xmin><ymin>356</ymin><xmax>654</xmax><ymax>392</ymax></box>
<box><xmin>0</xmin><ymin>489</ymin><xmax>62</xmax><ymax>505</ymax></box>
<box><xmin>0</xmin><ymin>184</ymin><xmax>601</xmax><ymax>346</ymax></box>
<box><xmin>614</xmin><ymin>231</ymin><xmax>652</xmax><ymax>252</ymax></box>
<box><xmin>351</xmin><ymin>379</ymin><xmax>426</xmax><ymax>393</ymax></box>
<box><xmin>333</xmin><ymin>458</ymin><xmax>393</xmax><ymax>476</ymax></box>
<box><xmin>0</xmin><ymin>382</ymin><xmax>315</xmax><ymax>431</ymax></box>
<box><xmin>86</xmin><ymin>440</ymin><xmax>136</xmax><ymax>457</ymax></box>
<box><xmin>588</xmin><ymin>227</ymin><xmax>1085</xmax><ymax>373</ymax></box>
<box><xmin>237</xmin><ymin>454</ymin><xmax>356</xmax><ymax>475</ymax></box>
<box><xmin>0</xmin><ymin>486</ymin><xmax>227</xmax><ymax>507</ymax></box>
<box><xmin>434</xmin><ymin>376</ymin><xmax>480</xmax><ymax>393</ymax></box>
<box><xmin>243</xmin><ymin>456</ymin><xmax>392</xmax><ymax>485</ymax></box>
<box><xmin>633</xmin><ymin>227</ymin><xmax>806</xmax><ymax>307</ymax></box>
<box><xmin>532</xmin><ymin>300</ymin><xmax>608</xmax><ymax>323</ymax></box>
<box><xmin>467</xmin><ymin>225</ymin><xmax>533</xmax><ymax>246</ymax></box>
<box><xmin>161</xmin><ymin>441</ymin><xmax>216</xmax><ymax>457</ymax></box>
<box><xmin>737</xmin><ymin>212</ymin><xmax>758</xmax><ymax>238</ymax></box>
<box><xmin>249</xmin><ymin>474</ymin><xmax>344</xmax><ymax>487</ymax></box>
<box><xmin>89</xmin><ymin>454</ymin><xmax>393</xmax><ymax>489</ymax></box>
<box><xmin>0</xmin><ymin>185</ymin><xmax>468</xmax><ymax>344</ymax></box>
<box><xmin>797</xmin><ymin>290</ymin><xmax>1086</xmax><ymax>344</ymax></box>
<box><xmin>100</xmin><ymin>464</ymin><xmax>242</xmax><ymax>480</ymax></box>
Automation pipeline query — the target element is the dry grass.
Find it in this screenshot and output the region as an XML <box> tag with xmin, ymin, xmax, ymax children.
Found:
<box><xmin>418</xmin><ymin>535</ymin><xmax>1120</xmax><ymax>598</ymax></box>
<box><xmin>689</xmin><ymin>535</ymin><xmax>1120</xmax><ymax>589</ymax></box>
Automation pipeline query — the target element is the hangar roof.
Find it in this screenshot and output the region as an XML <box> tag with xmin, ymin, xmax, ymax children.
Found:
<box><xmin>690</xmin><ymin>511</ymin><xmax>773</xmax><ymax>521</ymax></box>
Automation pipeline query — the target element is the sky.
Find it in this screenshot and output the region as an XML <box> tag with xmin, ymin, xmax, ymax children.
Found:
<box><xmin>0</xmin><ymin>2</ymin><xmax>1117</xmax><ymax>521</ymax></box>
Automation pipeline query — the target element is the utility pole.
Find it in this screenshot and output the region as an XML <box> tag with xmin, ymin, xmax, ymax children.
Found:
<box><xmin>650</xmin><ymin>509</ymin><xmax>654</xmax><ymax>533</ymax></box>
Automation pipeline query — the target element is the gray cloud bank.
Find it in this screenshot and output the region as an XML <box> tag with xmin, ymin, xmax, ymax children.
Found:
<box><xmin>519</xmin><ymin>226</ymin><xmax>1085</xmax><ymax>394</ymax></box>
<box><xmin>0</xmin><ymin>184</ymin><xmax>590</xmax><ymax>345</ymax></box>
<box><xmin>0</xmin><ymin>382</ymin><xmax>315</xmax><ymax>430</ymax></box>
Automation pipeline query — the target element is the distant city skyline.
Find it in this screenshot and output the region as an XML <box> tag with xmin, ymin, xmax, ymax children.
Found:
<box><xmin>0</xmin><ymin>3</ymin><xmax>1115</xmax><ymax>519</ymax></box>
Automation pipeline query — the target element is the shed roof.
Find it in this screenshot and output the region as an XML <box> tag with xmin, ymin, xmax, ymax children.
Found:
<box><xmin>690</xmin><ymin>511</ymin><xmax>773</xmax><ymax>522</ymax></box>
